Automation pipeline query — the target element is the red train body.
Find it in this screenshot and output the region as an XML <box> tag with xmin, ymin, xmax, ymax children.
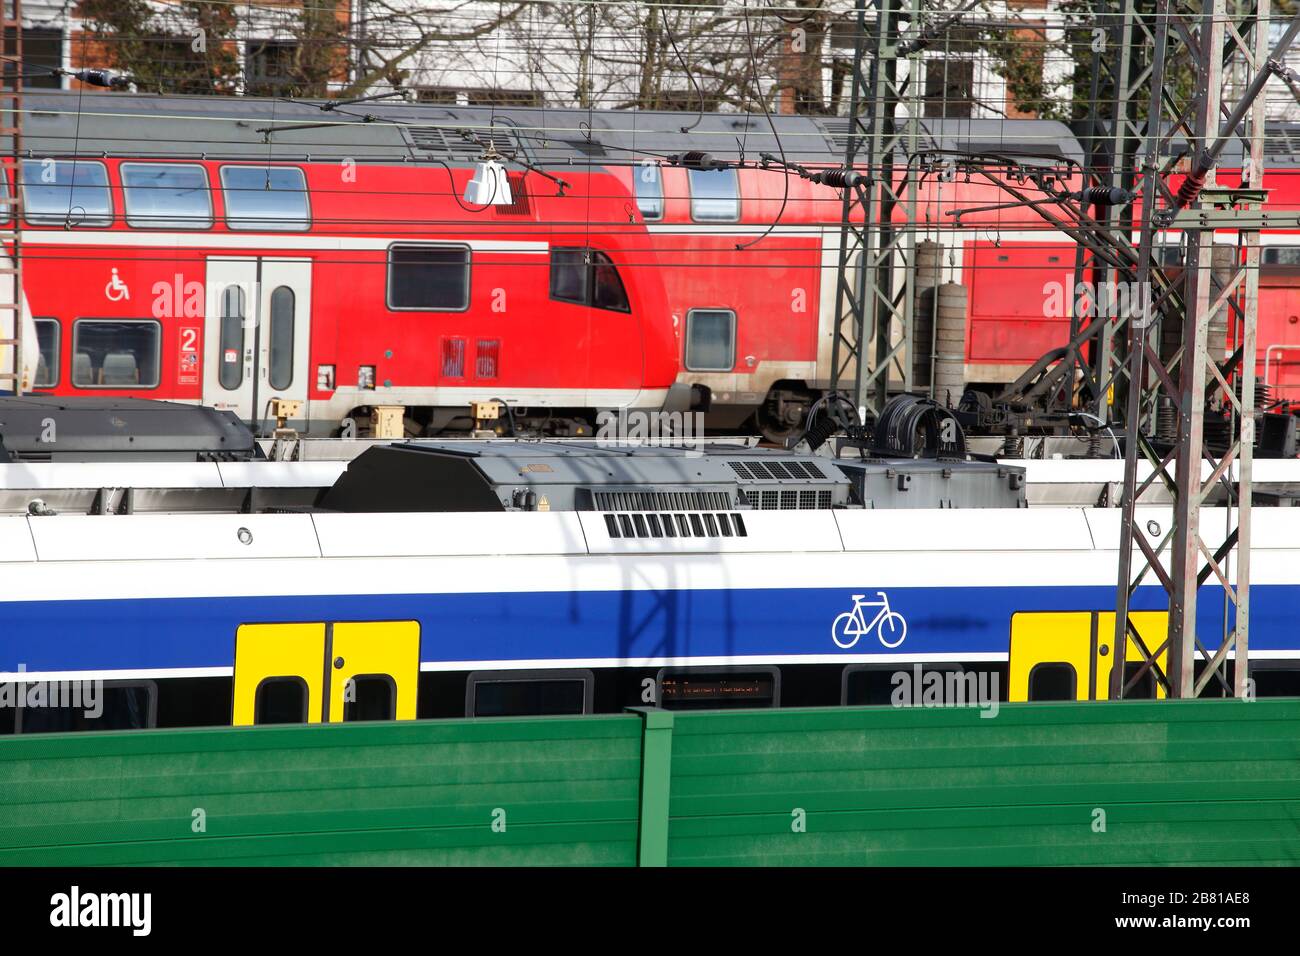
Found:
<box><xmin>4</xmin><ymin>94</ymin><xmax>1298</xmax><ymax>440</ymax></box>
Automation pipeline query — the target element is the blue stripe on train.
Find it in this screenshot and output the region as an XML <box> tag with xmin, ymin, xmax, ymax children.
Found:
<box><xmin>0</xmin><ymin>584</ymin><xmax>1293</xmax><ymax>673</ymax></box>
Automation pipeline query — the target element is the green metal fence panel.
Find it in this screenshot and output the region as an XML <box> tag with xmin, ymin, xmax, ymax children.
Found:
<box><xmin>0</xmin><ymin>699</ymin><xmax>1296</xmax><ymax>866</ymax></box>
<box><xmin>665</xmin><ymin>699</ymin><xmax>1300</xmax><ymax>866</ymax></box>
<box><xmin>0</xmin><ymin>715</ymin><xmax>645</xmax><ymax>866</ymax></box>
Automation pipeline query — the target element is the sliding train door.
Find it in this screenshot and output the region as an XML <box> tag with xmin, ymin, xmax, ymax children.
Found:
<box><xmin>232</xmin><ymin>621</ymin><xmax>420</xmax><ymax>726</ymax></box>
<box><xmin>1009</xmin><ymin>611</ymin><xmax>1168</xmax><ymax>702</ymax></box>
<box><xmin>203</xmin><ymin>257</ymin><xmax>312</xmax><ymax>428</ymax></box>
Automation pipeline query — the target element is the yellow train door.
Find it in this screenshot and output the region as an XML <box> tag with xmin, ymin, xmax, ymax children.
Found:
<box><xmin>1009</xmin><ymin>611</ymin><xmax>1168</xmax><ymax>702</ymax></box>
<box><xmin>232</xmin><ymin>620</ymin><xmax>420</xmax><ymax>726</ymax></box>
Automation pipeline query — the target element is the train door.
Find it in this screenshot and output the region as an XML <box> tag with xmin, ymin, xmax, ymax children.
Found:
<box><xmin>1009</xmin><ymin>611</ymin><xmax>1168</xmax><ymax>702</ymax></box>
<box><xmin>232</xmin><ymin>620</ymin><xmax>420</xmax><ymax>726</ymax></box>
<box><xmin>203</xmin><ymin>257</ymin><xmax>312</xmax><ymax>427</ymax></box>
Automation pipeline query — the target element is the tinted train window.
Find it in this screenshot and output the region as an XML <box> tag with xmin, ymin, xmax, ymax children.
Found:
<box><xmin>549</xmin><ymin>248</ymin><xmax>630</xmax><ymax>312</ymax></box>
<box><xmin>15</xmin><ymin>682</ymin><xmax>156</xmax><ymax>734</ymax></box>
<box><xmin>1263</xmin><ymin>247</ymin><xmax>1300</xmax><ymax>266</ymax></box>
<box><xmin>1121</xmin><ymin>662</ymin><xmax>1158</xmax><ymax>699</ymax></box>
<box><xmin>634</xmin><ymin>163</ymin><xmax>664</xmax><ymax>220</ymax></box>
<box><xmin>254</xmin><ymin>677</ymin><xmax>309</xmax><ymax>724</ymax></box>
<box><xmin>34</xmin><ymin>318</ymin><xmax>58</xmax><ymax>387</ymax></box>
<box><xmin>21</xmin><ymin>159</ymin><xmax>113</xmax><ymax>226</ymax></box>
<box><xmin>343</xmin><ymin>675</ymin><xmax>396</xmax><ymax>722</ymax></box>
<box><xmin>1027</xmin><ymin>662</ymin><xmax>1076</xmax><ymax>701</ymax></box>
<box><xmin>1253</xmin><ymin>667</ymin><xmax>1300</xmax><ymax>697</ymax></box>
<box><xmin>685</xmin><ymin>308</ymin><xmax>736</xmax><ymax>371</ymax></box>
<box><xmin>268</xmin><ymin>285</ymin><xmax>295</xmax><ymax>389</ymax></box>
<box><xmin>219</xmin><ymin>285</ymin><xmax>246</xmax><ymax>390</ymax></box>
<box><xmin>122</xmin><ymin>162</ymin><xmax>213</xmax><ymax>229</ymax></box>
<box><xmin>688</xmin><ymin>167</ymin><xmax>740</xmax><ymax>222</ymax></box>
<box><xmin>72</xmin><ymin>320</ymin><xmax>160</xmax><ymax>388</ymax></box>
<box><xmin>466</xmin><ymin>669</ymin><xmax>593</xmax><ymax>717</ymax></box>
<box><xmin>388</xmin><ymin>244</ymin><xmax>470</xmax><ymax>310</ymax></box>
<box><xmin>220</xmin><ymin>165</ymin><xmax>310</xmax><ymax>231</ymax></box>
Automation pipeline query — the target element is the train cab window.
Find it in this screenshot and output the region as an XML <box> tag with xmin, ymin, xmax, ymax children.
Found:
<box><xmin>466</xmin><ymin>669</ymin><xmax>594</xmax><ymax>717</ymax></box>
<box><xmin>684</xmin><ymin>308</ymin><xmax>736</xmax><ymax>371</ymax></box>
<box><xmin>387</xmin><ymin>244</ymin><xmax>471</xmax><ymax>310</ymax></box>
<box><xmin>33</xmin><ymin>318</ymin><xmax>59</xmax><ymax>387</ymax></box>
<box><xmin>657</xmin><ymin>667</ymin><xmax>779</xmax><ymax>710</ymax></box>
<box><xmin>253</xmin><ymin>677</ymin><xmax>309</xmax><ymax>724</ymax></box>
<box><xmin>21</xmin><ymin>159</ymin><xmax>113</xmax><ymax>227</ymax></box>
<box><xmin>220</xmin><ymin>165</ymin><xmax>310</xmax><ymax>231</ymax></box>
<box><xmin>268</xmin><ymin>286</ymin><xmax>295</xmax><ymax>389</ymax></box>
<box><xmin>1026</xmin><ymin>662</ymin><xmax>1076</xmax><ymax>701</ymax></box>
<box><xmin>218</xmin><ymin>285</ymin><xmax>246</xmax><ymax>390</ymax></box>
<box><xmin>121</xmin><ymin>162</ymin><xmax>213</xmax><ymax>229</ymax></box>
<box><xmin>634</xmin><ymin>163</ymin><xmax>664</xmax><ymax>220</ymax></box>
<box><xmin>688</xmin><ymin>167</ymin><xmax>740</xmax><ymax>222</ymax></box>
<box><xmin>14</xmin><ymin>681</ymin><xmax>157</xmax><ymax>734</ymax></box>
<box><xmin>71</xmin><ymin>320</ymin><xmax>160</xmax><ymax>388</ymax></box>
<box><xmin>549</xmin><ymin>248</ymin><xmax>630</xmax><ymax>312</ymax></box>
<box><xmin>343</xmin><ymin>675</ymin><xmax>396</xmax><ymax>722</ymax></box>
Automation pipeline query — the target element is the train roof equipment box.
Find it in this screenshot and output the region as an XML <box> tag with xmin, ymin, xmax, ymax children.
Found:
<box><xmin>317</xmin><ymin>441</ymin><xmax>1026</xmax><ymax>513</ymax></box>
<box><xmin>0</xmin><ymin>397</ymin><xmax>259</xmax><ymax>462</ymax></box>
<box><xmin>834</xmin><ymin>458</ymin><xmax>1027</xmax><ymax>509</ymax></box>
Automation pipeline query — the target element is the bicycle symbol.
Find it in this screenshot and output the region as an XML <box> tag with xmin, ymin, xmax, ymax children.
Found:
<box><xmin>831</xmin><ymin>591</ymin><xmax>907</xmax><ymax>649</ymax></box>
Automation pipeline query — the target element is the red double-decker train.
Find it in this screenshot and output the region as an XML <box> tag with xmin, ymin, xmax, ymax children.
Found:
<box><xmin>3</xmin><ymin>92</ymin><xmax>1298</xmax><ymax>440</ymax></box>
<box><xmin>1</xmin><ymin>93</ymin><xmax>682</xmax><ymax>435</ymax></box>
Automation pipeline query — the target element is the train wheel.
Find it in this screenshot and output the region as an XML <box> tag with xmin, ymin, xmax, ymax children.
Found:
<box><xmin>757</xmin><ymin>391</ymin><xmax>812</xmax><ymax>444</ymax></box>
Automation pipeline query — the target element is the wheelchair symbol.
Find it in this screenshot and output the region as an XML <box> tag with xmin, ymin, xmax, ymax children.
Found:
<box><xmin>105</xmin><ymin>268</ymin><xmax>130</xmax><ymax>302</ymax></box>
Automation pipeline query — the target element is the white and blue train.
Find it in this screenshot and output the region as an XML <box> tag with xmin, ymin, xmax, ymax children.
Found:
<box><xmin>0</xmin><ymin>440</ymin><xmax>1297</xmax><ymax>732</ymax></box>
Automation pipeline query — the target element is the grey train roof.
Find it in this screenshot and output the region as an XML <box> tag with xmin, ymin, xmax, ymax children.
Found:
<box><xmin>11</xmin><ymin>90</ymin><xmax>1085</xmax><ymax>169</ymax></box>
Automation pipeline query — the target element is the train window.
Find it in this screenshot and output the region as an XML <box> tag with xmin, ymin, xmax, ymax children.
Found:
<box><xmin>121</xmin><ymin>162</ymin><xmax>213</xmax><ymax>229</ymax></box>
<box><xmin>34</xmin><ymin>318</ymin><xmax>59</xmax><ymax>387</ymax></box>
<box><xmin>684</xmin><ymin>309</ymin><xmax>736</xmax><ymax>371</ymax></box>
<box><xmin>634</xmin><ymin>163</ymin><xmax>664</xmax><ymax>220</ymax></box>
<box><xmin>14</xmin><ymin>681</ymin><xmax>157</xmax><ymax>734</ymax></box>
<box><xmin>549</xmin><ymin>248</ymin><xmax>630</xmax><ymax>312</ymax></box>
<box><xmin>387</xmin><ymin>244</ymin><xmax>471</xmax><ymax>311</ymax></box>
<box><xmin>465</xmin><ymin>669</ymin><xmax>594</xmax><ymax>717</ymax></box>
<box><xmin>842</xmin><ymin>663</ymin><xmax>973</xmax><ymax>706</ymax></box>
<box><xmin>71</xmin><ymin>320</ymin><xmax>160</xmax><ymax>388</ymax></box>
<box><xmin>268</xmin><ymin>285</ymin><xmax>295</xmax><ymax>389</ymax></box>
<box><xmin>0</xmin><ymin>172</ymin><xmax>8</xmax><ymax>225</ymax></box>
<box><xmin>220</xmin><ymin>165</ymin><xmax>310</xmax><ymax>231</ymax></box>
<box><xmin>219</xmin><ymin>285</ymin><xmax>246</xmax><ymax>390</ymax></box>
<box><xmin>1026</xmin><ymin>662</ymin><xmax>1076</xmax><ymax>701</ymax></box>
<box><xmin>343</xmin><ymin>675</ymin><xmax>396</xmax><ymax>722</ymax></box>
<box><xmin>657</xmin><ymin>667</ymin><xmax>779</xmax><ymax>710</ymax></box>
<box><xmin>1263</xmin><ymin>247</ymin><xmax>1300</xmax><ymax>266</ymax></box>
<box><xmin>1120</xmin><ymin>662</ymin><xmax>1159</xmax><ymax>700</ymax></box>
<box><xmin>1252</xmin><ymin>666</ymin><xmax>1300</xmax><ymax>697</ymax></box>
<box><xmin>253</xmin><ymin>677</ymin><xmax>309</xmax><ymax>724</ymax></box>
<box><xmin>688</xmin><ymin>167</ymin><xmax>740</xmax><ymax>222</ymax></box>
<box><xmin>550</xmin><ymin>248</ymin><xmax>587</xmax><ymax>304</ymax></box>
<box><xmin>21</xmin><ymin>159</ymin><xmax>113</xmax><ymax>227</ymax></box>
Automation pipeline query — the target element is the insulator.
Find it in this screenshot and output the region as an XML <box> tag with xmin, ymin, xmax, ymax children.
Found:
<box><xmin>71</xmin><ymin>68</ymin><xmax>128</xmax><ymax>89</ymax></box>
<box><xmin>1069</xmin><ymin>186</ymin><xmax>1135</xmax><ymax>206</ymax></box>
<box><xmin>671</xmin><ymin>151</ymin><xmax>723</xmax><ymax>171</ymax></box>
<box><xmin>934</xmin><ymin>282</ymin><xmax>968</xmax><ymax>401</ymax></box>
<box><xmin>812</xmin><ymin>168</ymin><xmax>863</xmax><ymax>189</ymax></box>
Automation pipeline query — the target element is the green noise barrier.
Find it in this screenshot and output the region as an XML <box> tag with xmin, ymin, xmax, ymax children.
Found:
<box><xmin>0</xmin><ymin>699</ymin><xmax>1296</xmax><ymax>866</ymax></box>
